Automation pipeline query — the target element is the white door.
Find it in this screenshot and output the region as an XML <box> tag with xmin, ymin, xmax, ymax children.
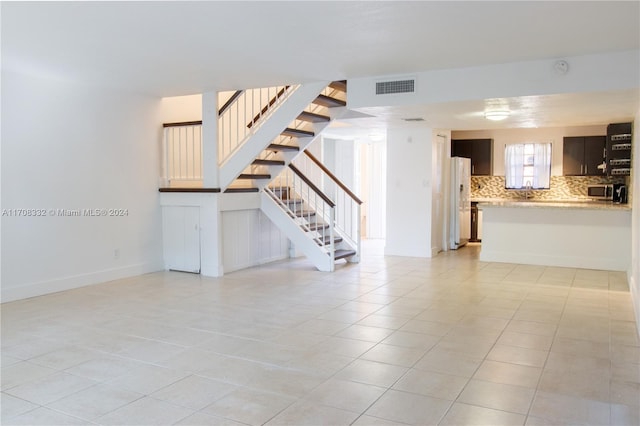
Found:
<box><xmin>357</xmin><ymin>140</ymin><xmax>387</xmax><ymax>239</ymax></box>
<box><xmin>162</xmin><ymin>206</ymin><xmax>200</xmax><ymax>273</ymax></box>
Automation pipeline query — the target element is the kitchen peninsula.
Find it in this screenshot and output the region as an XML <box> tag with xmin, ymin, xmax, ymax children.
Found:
<box><xmin>478</xmin><ymin>200</ymin><xmax>631</xmax><ymax>271</ymax></box>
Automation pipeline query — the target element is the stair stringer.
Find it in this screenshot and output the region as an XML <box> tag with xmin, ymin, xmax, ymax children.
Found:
<box><xmin>220</xmin><ymin>81</ymin><xmax>329</xmax><ymax>190</ymax></box>
<box><xmin>260</xmin><ymin>192</ymin><xmax>334</xmax><ymax>272</ymax></box>
<box><xmin>253</xmin><ymin>106</ymin><xmax>349</xmax><ymax>192</ymax></box>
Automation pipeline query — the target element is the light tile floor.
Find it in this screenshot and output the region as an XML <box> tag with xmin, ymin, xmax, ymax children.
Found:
<box><xmin>2</xmin><ymin>241</ymin><xmax>639</xmax><ymax>425</ymax></box>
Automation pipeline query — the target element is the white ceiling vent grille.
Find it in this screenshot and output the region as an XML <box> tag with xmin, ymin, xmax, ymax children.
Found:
<box><xmin>376</xmin><ymin>79</ymin><xmax>415</xmax><ymax>95</ymax></box>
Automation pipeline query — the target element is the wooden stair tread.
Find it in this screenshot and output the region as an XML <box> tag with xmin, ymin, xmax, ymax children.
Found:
<box><xmin>334</xmin><ymin>249</ymin><xmax>356</xmax><ymax>260</ymax></box>
<box><xmin>253</xmin><ymin>159</ymin><xmax>285</xmax><ymax>166</ymax></box>
<box><xmin>297</xmin><ymin>111</ymin><xmax>331</xmax><ymax>123</ymax></box>
<box><xmin>267</xmin><ymin>143</ymin><xmax>299</xmax><ymax>152</ymax></box>
<box><xmin>281</xmin><ymin>127</ymin><xmax>315</xmax><ymax>138</ymax></box>
<box><xmin>292</xmin><ymin>210</ymin><xmax>316</xmax><ymax>217</ymax></box>
<box><xmin>313</xmin><ymin>94</ymin><xmax>347</xmax><ymax>108</ymax></box>
<box><xmin>283</xmin><ymin>199</ymin><xmax>303</xmax><ymax>206</ymax></box>
<box><xmin>317</xmin><ymin>235</ymin><xmax>343</xmax><ymax>245</ymax></box>
<box><xmin>329</xmin><ymin>80</ymin><xmax>347</xmax><ymax>92</ymax></box>
<box><xmin>238</xmin><ymin>173</ymin><xmax>271</xmax><ymax>179</ymax></box>
<box><xmin>304</xmin><ymin>223</ymin><xmax>329</xmax><ymax>232</ymax></box>
<box><xmin>224</xmin><ymin>188</ymin><xmax>259</xmax><ymax>193</ymax></box>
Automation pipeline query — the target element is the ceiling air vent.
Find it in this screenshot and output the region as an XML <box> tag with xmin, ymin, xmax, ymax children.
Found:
<box><xmin>376</xmin><ymin>79</ymin><xmax>415</xmax><ymax>95</ymax></box>
<box><xmin>403</xmin><ymin>118</ymin><xmax>424</xmax><ymax>122</ymax></box>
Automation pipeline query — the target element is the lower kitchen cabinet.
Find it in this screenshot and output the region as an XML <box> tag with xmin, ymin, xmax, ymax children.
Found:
<box><xmin>471</xmin><ymin>202</ymin><xmax>482</xmax><ymax>242</ymax></box>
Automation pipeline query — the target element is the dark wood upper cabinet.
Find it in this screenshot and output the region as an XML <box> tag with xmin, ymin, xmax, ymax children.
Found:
<box><xmin>562</xmin><ymin>136</ymin><xmax>605</xmax><ymax>176</ymax></box>
<box><xmin>584</xmin><ymin>136</ymin><xmax>606</xmax><ymax>176</ymax></box>
<box><xmin>451</xmin><ymin>139</ymin><xmax>492</xmax><ymax>175</ymax></box>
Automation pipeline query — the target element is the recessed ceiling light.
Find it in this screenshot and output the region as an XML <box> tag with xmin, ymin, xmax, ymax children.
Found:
<box><xmin>484</xmin><ymin>110</ymin><xmax>510</xmax><ymax>121</ymax></box>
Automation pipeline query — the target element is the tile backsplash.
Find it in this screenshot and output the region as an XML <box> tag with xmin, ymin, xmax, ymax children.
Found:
<box><xmin>471</xmin><ymin>175</ymin><xmax>626</xmax><ymax>201</ymax></box>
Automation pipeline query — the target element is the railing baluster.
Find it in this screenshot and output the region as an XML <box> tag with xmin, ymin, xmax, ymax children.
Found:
<box><xmin>162</xmin><ymin>127</ymin><xmax>171</xmax><ymax>184</ymax></box>
<box><xmin>215</xmin><ymin>85</ymin><xmax>299</xmax><ymax>166</ymax></box>
<box><xmin>190</xmin><ymin>127</ymin><xmax>194</xmax><ymax>179</ymax></box>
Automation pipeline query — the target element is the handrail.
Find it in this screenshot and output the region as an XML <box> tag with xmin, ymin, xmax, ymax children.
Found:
<box><xmin>288</xmin><ymin>164</ymin><xmax>335</xmax><ymax>207</ymax></box>
<box><xmin>218</xmin><ymin>85</ymin><xmax>298</xmax><ymax>166</ymax></box>
<box><xmin>163</xmin><ymin>121</ymin><xmax>203</xmax><ymax>128</ymax></box>
<box><xmin>303</xmin><ymin>151</ymin><xmax>363</xmax><ymax>205</ymax></box>
<box><xmin>218</xmin><ymin>90</ymin><xmax>243</xmax><ymax>116</ymax></box>
<box><xmin>247</xmin><ymin>86</ymin><xmax>290</xmax><ymax>128</ymax></box>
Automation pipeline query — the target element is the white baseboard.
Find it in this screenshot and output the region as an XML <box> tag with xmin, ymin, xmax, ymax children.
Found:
<box><xmin>630</xmin><ymin>275</ymin><xmax>640</xmax><ymax>340</ymax></box>
<box><xmin>223</xmin><ymin>254</ymin><xmax>289</xmax><ymax>274</ymax></box>
<box><xmin>479</xmin><ymin>250</ymin><xmax>628</xmax><ymax>272</ymax></box>
<box><xmin>1</xmin><ymin>261</ymin><xmax>163</xmax><ymax>303</ymax></box>
<box><xmin>384</xmin><ymin>242</ymin><xmax>431</xmax><ymax>258</ymax></box>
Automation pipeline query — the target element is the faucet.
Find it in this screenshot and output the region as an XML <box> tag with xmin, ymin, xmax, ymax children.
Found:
<box><xmin>522</xmin><ymin>180</ymin><xmax>533</xmax><ymax>200</ymax></box>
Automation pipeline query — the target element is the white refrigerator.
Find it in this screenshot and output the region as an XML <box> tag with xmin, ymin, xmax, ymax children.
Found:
<box><xmin>450</xmin><ymin>157</ymin><xmax>471</xmax><ymax>250</ymax></box>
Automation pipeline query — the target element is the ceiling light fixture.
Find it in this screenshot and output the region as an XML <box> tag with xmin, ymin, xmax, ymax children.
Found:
<box><xmin>484</xmin><ymin>110</ymin><xmax>510</xmax><ymax>121</ymax></box>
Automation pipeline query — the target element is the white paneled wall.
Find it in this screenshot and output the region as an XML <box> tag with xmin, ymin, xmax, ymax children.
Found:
<box><xmin>222</xmin><ymin>209</ymin><xmax>289</xmax><ymax>273</ymax></box>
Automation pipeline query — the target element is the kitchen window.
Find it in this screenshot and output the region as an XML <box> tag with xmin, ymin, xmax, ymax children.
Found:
<box><xmin>505</xmin><ymin>143</ymin><xmax>552</xmax><ymax>189</ymax></box>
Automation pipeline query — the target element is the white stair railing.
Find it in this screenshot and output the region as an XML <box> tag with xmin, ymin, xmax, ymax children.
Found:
<box><xmin>161</xmin><ymin>85</ymin><xmax>302</xmax><ymax>186</ymax></box>
<box><xmin>265</xmin><ymin>166</ymin><xmax>336</xmax><ymax>259</ymax></box>
<box><xmin>162</xmin><ymin>122</ymin><xmax>203</xmax><ymax>185</ymax></box>
<box><xmin>293</xmin><ymin>151</ymin><xmax>362</xmax><ymax>258</ymax></box>
<box><xmin>218</xmin><ymin>85</ymin><xmax>300</xmax><ymax>166</ymax></box>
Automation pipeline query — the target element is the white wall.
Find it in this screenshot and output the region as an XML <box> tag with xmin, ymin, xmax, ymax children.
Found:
<box><xmin>385</xmin><ymin>127</ymin><xmax>433</xmax><ymax>257</ymax></box>
<box><xmin>452</xmin><ymin>125</ymin><xmax>607</xmax><ymax>176</ymax></box>
<box><xmin>161</xmin><ymin>94</ymin><xmax>203</xmax><ymax>123</ymax></box>
<box><xmin>481</xmin><ymin>206</ymin><xmax>631</xmax><ymax>271</ymax></box>
<box><xmin>348</xmin><ymin>50</ymin><xmax>639</xmax><ymax>110</ymax></box>
<box><xmin>1</xmin><ymin>71</ymin><xmax>163</xmax><ymax>302</ymax></box>
<box><xmin>631</xmin><ymin>114</ymin><xmax>640</xmax><ymax>336</ymax></box>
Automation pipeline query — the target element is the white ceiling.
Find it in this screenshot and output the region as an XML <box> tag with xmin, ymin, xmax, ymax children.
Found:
<box><xmin>323</xmin><ymin>89</ymin><xmax>640</xmax><ymax>138</ymax></box>
<box><xmin>3</xmin><ymin>1</ymin><xmax>639</xmax><ymax>133</ymax></box>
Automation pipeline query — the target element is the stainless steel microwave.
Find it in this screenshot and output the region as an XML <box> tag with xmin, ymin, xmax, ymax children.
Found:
<box><xmin>587</xmin><ymin>184</ymin><xmax>613</xmax><ymax>200</ymax></box>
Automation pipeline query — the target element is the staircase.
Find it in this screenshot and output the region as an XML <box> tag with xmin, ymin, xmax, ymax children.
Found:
<box><xmin>260</xmin><ymin>159</ymin><xmax>360</xmax><ymax>272</ymax></box>
<box><xmin>223</xmin><ymin>81</ymin><xmax>347</xmax><ymax>194</ymax></box>
<box><xmin>162</xmin><ymin>80</ymin><xmax>360</xmax><ymax>272</ymax></box>
<box><xmin>223</xmin><ymin>80</ymin><xmax>359</xmax><ymax>271</ymax></box>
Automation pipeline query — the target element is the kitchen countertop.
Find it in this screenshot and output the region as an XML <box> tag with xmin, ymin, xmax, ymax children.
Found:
<box><xmin>473</xmin><ymin>198</ymin><xmax>631</xmax><ymax>211</ymax></box>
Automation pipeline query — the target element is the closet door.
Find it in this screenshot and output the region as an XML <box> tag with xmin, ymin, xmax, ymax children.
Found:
<box><xmin>162</xmin><ymin>206</ymin><xmax>200</xmax><ymax>273</ymax></box>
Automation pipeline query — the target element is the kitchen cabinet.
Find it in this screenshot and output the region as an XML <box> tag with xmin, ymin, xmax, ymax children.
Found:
<box><xmin>562</xmin><ymin>136</ymin><xmax>605</xmax><ymax>176</ymax></box>
<box><xmin>470</xmin><ymin>202</ymin><xmax>482</xmax><ymax>242</ymax></box>
<box><xmin>451</xmin><ymin>139</ymin><xmax>493</xmax><ymax>175</ymax></box>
